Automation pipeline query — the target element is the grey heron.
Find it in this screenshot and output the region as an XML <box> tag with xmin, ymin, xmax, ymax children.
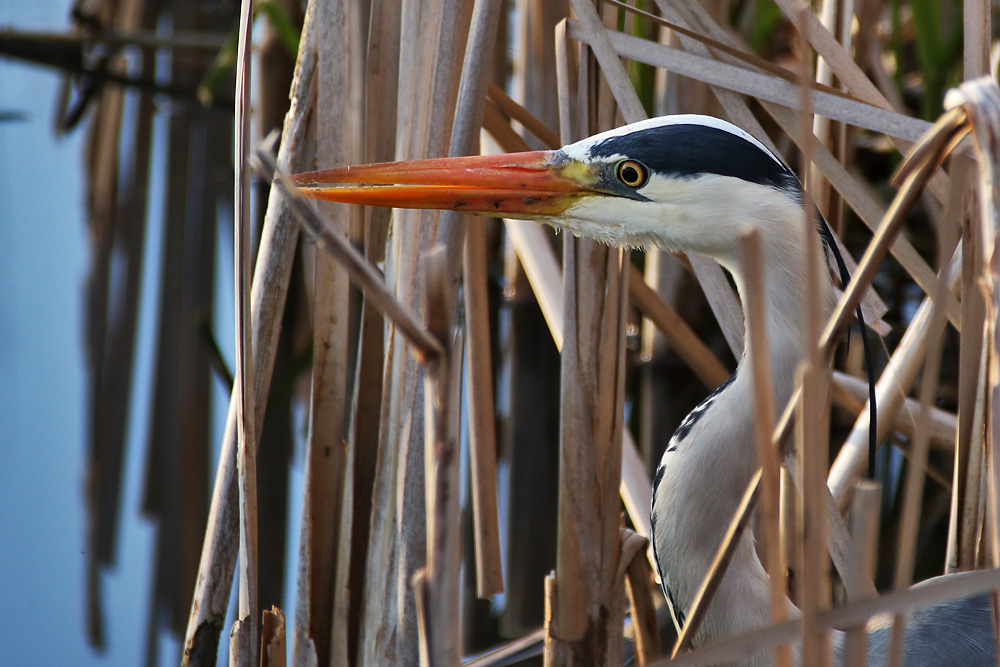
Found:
<box><xmin>293</xmin><ymin>115</ymin><xmax>996</xmax><ymax>665</ymax></box>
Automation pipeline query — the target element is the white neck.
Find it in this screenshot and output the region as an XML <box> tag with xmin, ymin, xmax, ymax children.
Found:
<box><xmin>651</xmin><ymin>203</ymin><xmax>836</xmax><ymax>664</ymax></box>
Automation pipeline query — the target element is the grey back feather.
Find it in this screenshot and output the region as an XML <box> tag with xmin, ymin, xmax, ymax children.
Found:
<box><xmin>842</xmin><ymin>593</ymin><xmax>996</xmax><ymax>666</ymax></box>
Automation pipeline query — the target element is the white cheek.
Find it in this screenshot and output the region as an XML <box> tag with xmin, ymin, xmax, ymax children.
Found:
<box><xmin>555</xmin><ymin>174</ymin><xmax>802</xmax><ymax>261</ymax></box>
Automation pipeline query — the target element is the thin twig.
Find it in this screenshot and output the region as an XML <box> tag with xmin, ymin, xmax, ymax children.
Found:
<box><xmin>233</xmin><ymin>0</ymin><xmax>257</xmax><ymax>662</ymax></box>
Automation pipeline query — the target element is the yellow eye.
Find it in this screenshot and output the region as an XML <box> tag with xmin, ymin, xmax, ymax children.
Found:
<box><xmin>615</xmin><ymin>159</ymin><xmax>648</xmax><ymax>188</ymax></box>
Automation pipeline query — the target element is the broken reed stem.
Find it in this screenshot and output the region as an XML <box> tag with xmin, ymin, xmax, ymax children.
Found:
<box><xmin>412</xmin><ymin>569</ymin><xmax>431</xmax><ymax>667</ymax></box>
<box><xmin>253</xmin><ymin>143</ymin><xmax>444</xmax><ymax>364</ymax></box>
<box><xmin>842</xmin><ymin>481</ymin><xmax>881</xmax><ymax>667</ymax></box>
<box><xmin>233</xmin><ymin>0</ymin><xmax>257</xmax><ymax>663</ymax></box>
<box><xmin>260</xmin><ymin>607</ymin><xmax>287</xmax><ymax>667</ymax></box>
<box><xmin>740</xmin><ymin>228</ymin><xmax>791</xmax><ymax>667</ymax></box>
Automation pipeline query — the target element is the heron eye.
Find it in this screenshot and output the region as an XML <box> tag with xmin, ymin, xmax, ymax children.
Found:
<box><xmin>615</xmin><ymin>160</ymin><xmax>648</xmax><ymax>188</ymax></box>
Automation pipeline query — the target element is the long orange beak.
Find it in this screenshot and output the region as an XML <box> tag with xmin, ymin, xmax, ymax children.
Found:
<box><xmin>292</xmin><ymin>151</ymin><xmax>593</xmax><ymax>218</ymax></box>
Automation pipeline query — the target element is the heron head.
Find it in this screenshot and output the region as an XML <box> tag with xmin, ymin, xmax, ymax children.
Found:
<box><xmin>292</xmin><ymin>115</ymin><xmax>807</xmax><ymax>267</ymax></box>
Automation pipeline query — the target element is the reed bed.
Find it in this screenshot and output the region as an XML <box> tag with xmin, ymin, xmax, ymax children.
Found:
<box><xmin>66</xmin><ymin>0</ymin><xmax>1000</xmax><ymax>664</ymax></box>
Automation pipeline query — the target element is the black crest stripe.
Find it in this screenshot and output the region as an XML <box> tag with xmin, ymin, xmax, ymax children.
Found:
<box><xmin>588</xmin><ymin>124</ymin><xmax>799</xmax><ymax>194</ymax></box>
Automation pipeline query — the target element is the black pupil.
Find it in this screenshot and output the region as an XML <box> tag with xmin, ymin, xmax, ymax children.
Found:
<box><xmin>621</xmin><ymin>164</ymin><xmax>640</xmax><ymax>184</ymax></box>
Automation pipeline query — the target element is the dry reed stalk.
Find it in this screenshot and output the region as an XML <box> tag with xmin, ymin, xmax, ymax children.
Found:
<box><xmin>147</xmin><ymin>3</ymin><xmax>229</xmax><ymax>644</ymax></box>
<box><xmin>493</xmin><ymin>11</ymin><xmax>566</xmax><ymax>632</ymax></box>
<box><xmin>600</xmin><ymin>0</ymin><xmax>851</xmax><ymax>100</ymax></box>
<box><xmin>740</xmin><ymin>228</ymin><xmax>792</xmax><ymax>667</ymax></box>
<box><xmin>545</xmin><ymin>17</ymin><xmax>630</xmax><ymax>662</ymax></box>
<box><xmin>363</xmin><ymin>24</ymin><xmax>435</xmax><ymax>667</ymax></box>
<box><xmin>182</xmin><ymin>10</ymin><xmax>316</xmax><ymax>660</ymax></box>
<box><xmin>229</xmin><ymin>619</ymin><xmax>248</xmax><ymax>666</ymax></box>
<box><xmin>252</xmin><ymin>0</ymin><xmax>299</xmax><ymax>636</ymax></box>
<box><xmin>503</xmin><ymin>219</ymin><xmax>565</xmax><ymax>346</ymax></box>
<box><xmin>334</xmin><ymin>4</ymin><xmax>400</xmax><ymax>660</ymax></box>
<box><xmin>819</xmin><ymin>108</ymin><xmax>969</xmax><ymax>359</ymax></box>
<box><xmin>947</xmin><ymin>156</ymin><xmax>986</xmax><ymax>573</ymax></box>
<box><xmin>504</xmin><ymin>199</ymin><xmax>658</xmax><ymax>563</ymax></box>
<box><xmin>502</xmin><ymin>204</ymin><xmax>649</xmax><ymax>567</ymax></box>
<box><xmin>555</xmin><ymin>19</ymin><xmax>657</xmax><ymax>574</ymax></box>
<box><xmin>436</xmin><ymin>0</ymin><xmax>506</xmax><ymax>599</ymax></box>
<box><xmin>289</xmin><ymin>0</ymin><xmax>364</xmax><ymax>663</ymax></box>
<box><xmin>233</xmin><ymin>0</ymin><xmax>258</xmax><ymax>662</ymax></box>
<box><xmin>463</xmin><ymin>222</ymin><xmax>505</xmax><ymax>598</ymax></box>
<box><xmin>794</xmin><ymin>25</ymin><xmax>833</xmax><ymax>663</ymax></box>
<box><xmin>623</xmin><ymin>527</ymin><xmax>661</xmax><ymax>665</ymax></box>
<box><xmin>946</xmin><ymin>76</ymin><xmax>1000</xmax><ymax>635</ymax></box>
<box><xmin>827</xmin><ymin>123</ymin><xmax>972</xmax><ymax>506</ymax></box>
<box><xmin>809</xmin><ymin>0</ymin><xmax>845</xmax><ymax>220</ymax></box>
<box><xmin>416</xmin><ymin>246</ymin><xmax>465</xmax><ymax>667</ymax></box>
<box><xmin>487</xmin><ymin>81</ymin><xmax>561</xmax><ymax>148</ymax></box>
<box><xmin>463</xmin><ymin>629</ymin><xmax>546</xmax><ymax>667</ymax></box>
<box><xmin>567</xmin><ymin>21</ymin><xmax>931</xmax><ymax>143</ymax></box>
<box><xmin>359</xmin><ymin>0</ymin><xmax>474</xmax><ymax>660</ymax></box>
<box><xmin>842</xmin><ymin>481</ymin><xmax>881</xmax><ymax>666</ymax></box>
<box><xmin>260</xmin><ymin>607</ymin><xmax>286</xmax><ymax>667</ymax></box>
<box><xmin>964</xmin><ymin>0</ymin><xmax>992</xmax><ymax>79</ymax></box>
<box><xmin>258</xmin><ymin>152</ymin><xmax>503</xmax><ymax>665</ymax></box>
